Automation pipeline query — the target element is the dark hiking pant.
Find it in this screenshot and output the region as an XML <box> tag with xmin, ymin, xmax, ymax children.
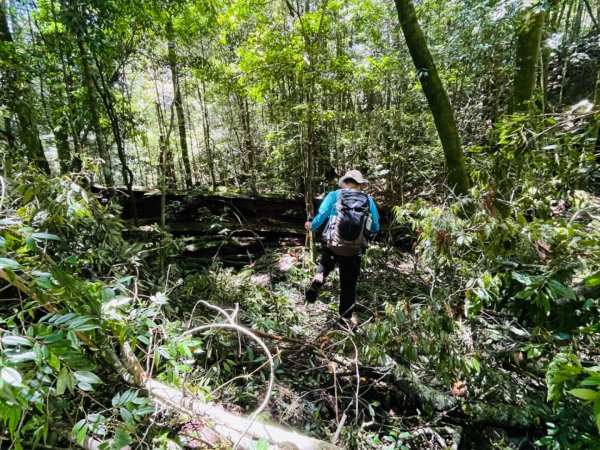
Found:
<box><xmin>316</xmin><ymin>246</ymin><xmax>361</xmax><ymax>319</ymax></box>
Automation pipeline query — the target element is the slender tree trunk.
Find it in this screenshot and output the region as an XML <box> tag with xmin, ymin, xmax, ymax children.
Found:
<box><xmin>511</xmin><ymin>5</ymin><xmax>546</xmax><ymax>112</ymax></box>
<box><xmin>155</xmin><ymin>101</ymin><xmax>177</xmax><ymax>189</ymax></box>
<box><xmin>198</xmin><ymin>83</ymin><xmax>216</xmax><ymax>190</ymax></box>
<box><xmin>167</xmin><ymin>19</ymin><xmax>193</xmax><ymax>188</ymax></box>
<box><xmin>0</xmin><ymin>0</ymin><xmax>50</xmax><ymax>174</ymax></box>
<box><xmin>69</xmin><ymin>6</ymin><xmax>114</xmax><ymax>187</ymax></box>
<box><xmin>54</xmin><ymin>125</ymin><xmax>71</xmax><ymax>174</ymax></box>
<box><xmin>590</xmin><ymin>72</ymin><xmax>600</xmax><ymax>163</ymax></box>
<box><xmin>582</xmin><ymin>0</ymin><xmax>600</xmax><ymax>30</ymax></box>
<box><xmin>90</xmin><ymin>51</ymin><xmax>138</xmax><ymax>225</ymax></box>
<box><xmin>393</xmin><ymin>0</ymin><xmax>470</xmax><ymax>196</ymax></box>
<box><xmin>2</xmin><ymin>117</ymin><xmax>17</xmax><ymax>152</ymax></box>
<box><xmin>237</xmin><ymin>94</ymin><xmax>256</xmax><ymax>192</ymax></box>
<box><xmin>50</xmin><ymin>0</ymin><xmax>82</xmax><ymax>170</ymax></box>
<box><xmin>572</xmin><ymin>0</ymin><xmax>584</xmax><ymax>39</ymax></box>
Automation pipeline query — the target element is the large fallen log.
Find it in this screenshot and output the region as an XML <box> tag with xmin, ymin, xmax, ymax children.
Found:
<box><xmin>120</xmin><ymin>342</ymin><xmax>339</xmax><ymax>450</ymax></box>
<box><xmin>361</xmin><ymin>356</ymin><xmax>552</xmax><ymax>430</ymax></box>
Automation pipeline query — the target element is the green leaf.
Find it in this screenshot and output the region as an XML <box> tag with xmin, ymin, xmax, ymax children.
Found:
<box><xmin>56</xmin><ymin>367</ymin><xmax>69</xmax><ymax>396</ymax></box>
<box><xmin>133</xmin><ymin>406</ymin><xmax>154</xmax><ymax>417</ymax></box>
<box><xmin>48</xmin><ymin>353</ymin><xmax>60</xmax><ymax>371</ymax></box>
<box><xmin>0</xmin><ymin>258</ymin><xmax>19</xmax><ymax>270</ymax></box>
<box><xmin>569</xmin><ymin>388</ymin><xmax>600</xmax><ymax>401</ymax></box>
<box><xmin>112</xmin><ymin>427</ymin><xmax>131</xmax><ymax>450</ymax></box>
<box><xmin>512</xmin><ymin>272</ymin><xmax>531</xmax><ymax>285</ymax></box>
<box><xmin>2</xmin><ymin>335</ymin><xmax>32</xmax><ymax>346</ymax></box>
<box><xmin>9</xmin><ymin>351</ymin><xmax>37</xmax><ymax>363</ymax></box>
<box><xmin>547</xmin><ymin>279</ymin><xmax>576</xmax><ymax>300</ymax></box>
<box><xmin>31</xmin><ymin>233</ymin><xmax>61</xmax><ymax>241</ymax></box>
<box><xmin>1</xmin><ymin>367</ymin><xmax>23</xmax><ymax>386</ymax></box>
<box><xmin>120</xmin><ymin>407</ymin><xmax>134</xmax><ymax>425</ymax></box>
<box><xmin>0</xmin><ymin>218</ymin><xmax>21</xmax><ymax>225</ymax></box>
<box><xmin>74</xmin><ymin>371</ymin><xmax>102</xmax><ymax>385</ymax></box>
<box><xmin>72</xmin><ymin>419</ymin><xmax>87</xmax><ymax>445</ymax></box>
<box><xmin>585</xmin><ymin>270</ymin><xmax>600</xmax><ymax>287</ymax></box>
<box><xmin>35</xmin><ymin>276</ymin><xmax>54</xmax><ymax>289</ymax></box>
<box><xmin>153</xmin><ymin>292</ymin><xmax>169</xmax><ymax>305</ymax></box>
<box><xmin>254</xmin><ymin>438</ymin><xmax>269</xmax><ymax>450</ymax></box>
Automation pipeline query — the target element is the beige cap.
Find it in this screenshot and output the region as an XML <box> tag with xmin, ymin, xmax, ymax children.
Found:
<box><xmin>338</xmin><ymin>169</ymin><xmax>368</xmax><ymax>187</ymax></box>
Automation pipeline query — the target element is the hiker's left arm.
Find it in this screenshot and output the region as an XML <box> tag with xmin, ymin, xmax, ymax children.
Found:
<box><xmin>310</xmin><ymin>192</ymin><xmax>336</xmax><ymax>231</ymax></box>
<box><xmin>368</xmin><ymin>198</ymin><xmax>380</xmax><ymax>233</ymax></box>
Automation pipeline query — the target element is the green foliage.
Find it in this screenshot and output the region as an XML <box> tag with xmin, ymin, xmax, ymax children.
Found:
<box><xmin>0</xmin><ymin>172</ymin><xmax>188</xmax><ymax>447</ymax></box>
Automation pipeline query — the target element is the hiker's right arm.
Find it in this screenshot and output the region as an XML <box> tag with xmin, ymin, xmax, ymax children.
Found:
<box><xmin>310</xmin><ymin>191</ymin><xmax>337</xmax><ymax>231</ymax></box>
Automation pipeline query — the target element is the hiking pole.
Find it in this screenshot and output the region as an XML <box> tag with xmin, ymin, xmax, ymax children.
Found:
<box><xmin>305</xmin><ymin>214</ymin><xmax>315</xmax><ymax>263</ymax></box>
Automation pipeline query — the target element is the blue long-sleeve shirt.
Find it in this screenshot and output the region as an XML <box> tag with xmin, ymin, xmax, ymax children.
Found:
<box><xmin>310</xmin><ymin>189</ymin><xmax>380</xmax><ymax>233</ymax></box>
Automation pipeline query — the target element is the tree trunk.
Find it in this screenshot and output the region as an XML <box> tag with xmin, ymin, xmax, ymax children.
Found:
<box><xmin>50</xmin><ymin>0</ymin><xmax>82</xmax><ymax>171</ymax></box>
<box><xmin>167</xmin><ymin>19</ymin><xmax>193</xmax><ymax>188</ymax></box>
<box><xmin>62</xmin><ymin>0</ymin><xmax>113</xmax><ymax>186</ymax></box>
<box><xmin>198</xmin><ymin>83</ymin><xmax>217</xmax><ymax>190</ymax></box>
<box><xmin>511</xmin><ymin>6</ymin><xmax>546</xmax><ymax>112</ymax></box>
<box><xmin>90</xmin><ymin>51</ymin><xmax>138</xmax><ymax>225</ymax></box>
<box><xmin>54</xmin><ymin>124</ymin><xmax>71</xmax><ymax>174</ymax></box>
<box><xmin>0</xmin><ymin>0</ymin><xmax>50</xmax><ymax>174</ymax></box>
<box><xmin>571</xmin><ymin>0</ymin><xmax>584</xmax><ymax>40</ymax></box>
<box><xmin>2</xmin><ymin>117</ymin><xmax>17</xmax><ymax>153</ymax></box>
<box><xmin>393</xmin><ymin>0</ymin><xmax>470</xmax><ymax>196</ymax></box>
<box><xmin>237</xmin><ymin>94</ymin><xmax>256</xmax><ymax>192</ymax></box>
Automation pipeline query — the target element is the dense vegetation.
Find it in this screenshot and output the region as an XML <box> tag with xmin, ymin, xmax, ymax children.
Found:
<box><xmin>1</xmin><ymin>0</ymin><xmax>599</xmax><ymax>448</ymax></box>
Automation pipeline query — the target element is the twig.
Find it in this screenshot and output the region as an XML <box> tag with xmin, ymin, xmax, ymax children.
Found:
<box><xmin>0</xmin><ymin>175</ymin><xmax>6</xmax><ymax>214</ymax></box>
<box><xmin>181</xmin><ymin>321</ymin><xmax>274</xmax><ymax>450</ymax></box>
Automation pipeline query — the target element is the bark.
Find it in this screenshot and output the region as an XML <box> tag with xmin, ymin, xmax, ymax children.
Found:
<box><xmin>155</xmin><ymin>101</ymin><xmax>177</xmax><ymax>190</ymax></box>
<box><xmin>237</xmin><ymin>94</ymin><xmax>256</xmax><ymax>192</ymax></box>
<box><xmin>54</xmin><ymin>124</ymin><xmax>71</xmax><ymax>174</ymax></box>
<box><xmin>591</xmin><ymin>72</ymin><xmax>600</xmax><ymax>162</ymax></box>
<box><xmin>2</xmin><ymin>117</ymin><xmax>17</xmax><ymax>153</ymax></box>
<box><xmin>0</xmin><ymin>0</ymin><xmax>50</xmax><ymax>174</ymax></box>
<box><xmin>167</xmin><ymin>19</ymin><xmax>193</xmax><ymax>188</ymax></box>
<box><xmin>90</xmin><ymin>50</ymin><xmax>138</xmax><ymax>224</ymax></box>
<box><xmin>393</xmin><ymin>0</ymin><xmax>470</xmax><ymax>196</ymax></box>
<box><xmin>50</xmin><ymin>0</ymin><xmax>83</xmax><ymax>171</ymax></box>
<box><xmin>198</xmin><ymin>82</ymin><xmax>216</xmax><ymax>190</ymax></box>
<box><xmin>571</xmin><ymin>0</ymin><xmax>584</xmax><ymax>39</ymax></box>
<box><xmin>511</xmin><ymin>6</ymin><xmax>546</xmax><ymax>113</ymax></box>
<box><xmin>62</xmin><ymin>0</ymin><xmax>114</xmax><ymax>187</ymax></box>
<box><xmin>334</xmin><ymin>355</ymin><xmax>552</xmax><ymax>430</ymax></box>
<box><xmin>120</xmin><ymin>344</ymin><xmax>339</xmax><ymax>450</ymax></box>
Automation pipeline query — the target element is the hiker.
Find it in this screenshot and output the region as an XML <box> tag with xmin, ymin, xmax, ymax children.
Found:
<box><xmin>304</xmin><ymin>170</ymin><xmax>380</xmax><ymax>323</ymax></box>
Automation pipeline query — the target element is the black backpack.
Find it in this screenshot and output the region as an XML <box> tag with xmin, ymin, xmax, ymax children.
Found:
<box><xmin>326</xmin><ymin>190</ymin><xmax>370</xmax><ymax>256</ymax></box>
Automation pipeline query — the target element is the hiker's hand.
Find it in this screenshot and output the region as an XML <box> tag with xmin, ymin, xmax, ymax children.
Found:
<box><xmin>304</xmin><ymin>221</ymin><xmax>312</xmax><ymax>231</ymax></box>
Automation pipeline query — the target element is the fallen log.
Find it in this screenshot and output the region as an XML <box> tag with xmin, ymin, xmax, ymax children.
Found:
<box><xmin>120</xmin><ymin>342</ymin><xmax>339</xmax><ymax>450</ymax></box>
<box><xmin>364</xmin><ymin>356</ymin><xmax>552</xmax><ymax>430</ymax></box>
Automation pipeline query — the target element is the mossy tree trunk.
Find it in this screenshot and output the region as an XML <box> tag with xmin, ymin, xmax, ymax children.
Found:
<box><xmin>393</xmin><ymin>0</ymin><xmax>470</xmax><ymax>196</ymax></box>
<box><xmin>510</xmin><ymin>5</ymin><xmax>546</xmax><ymax>113</ymax></box>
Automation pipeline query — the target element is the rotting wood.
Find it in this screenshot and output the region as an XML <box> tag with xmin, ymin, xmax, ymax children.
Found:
<box><xmin>120</xmin><ymin>342</ymin><xmax>340</xmax><ymax>450</ymax></box>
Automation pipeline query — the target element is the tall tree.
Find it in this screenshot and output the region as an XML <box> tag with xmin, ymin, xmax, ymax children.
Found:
<box><xmin>393</xmin><ymin>0</ymin><xmax>470</xmax><ymax>196</ymax></box>
<box><xmin>0</xmin><ymin>0</ymin><xmax>50</xmax><ymax>173</ymax></box>
<box><xmin>167</xmin><ymin>17</ymin><xmax>193</xmax><ymax>188</ymax></box>
<box><xmin>511</xmin><ymin>4</ymin><xmax>546</xmax><ymax>112</ymax></box>
<box><xmin>60</xmin><ymin>0</ymin><xmax>114</xmax><ymax>187</ymax></box>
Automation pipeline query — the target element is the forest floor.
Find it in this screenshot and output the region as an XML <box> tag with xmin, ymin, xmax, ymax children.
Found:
<box><xmin>173</xmin><ymin>242</ymin><xmax>550</xmax><ymax>449</ymax></box>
